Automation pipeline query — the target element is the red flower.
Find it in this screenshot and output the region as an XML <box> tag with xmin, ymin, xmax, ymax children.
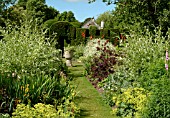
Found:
<box><xmin>81</xmin><ymin>32</ymin><xmax>86</xmax><ymax>38</ymax></box>
<box><xmin>90</xmin><ymin>35</ymin><xmax>93</xmax><ymax>40</ymax></box>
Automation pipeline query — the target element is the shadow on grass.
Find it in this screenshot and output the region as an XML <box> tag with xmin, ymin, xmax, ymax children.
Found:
<box><xmin>77</xmin><ymin>109</ymin><xmax>91</xmax><ymax>118</ymax></box>
<box><xmin>68</xmin><ymin>71</ymin><xmax>84</xmax><ymax>78</ymax></box>
<box><xmin>74</xmin><ymin>95</ymin><xmax>89</xmax><ymax>103</ymax></box>
<box><xmin>72</xmin><ymin>64</ymin><xmax>83</xmax><ymax>68</ymax></box>
<box><xmin>75</xmin><ymin>96</ymin><xmax>91</xmax><ymax>118</ymax></box>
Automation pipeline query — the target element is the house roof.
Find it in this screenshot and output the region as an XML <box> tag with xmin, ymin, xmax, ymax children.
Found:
<box><xmin>81</xmin><ymin>18</ymin><xmax>101</xmax><ymax>29</ymax></box>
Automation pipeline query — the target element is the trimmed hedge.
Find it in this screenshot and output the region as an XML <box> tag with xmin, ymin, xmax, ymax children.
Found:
<box><xmin>89</xmin><ymin>26</ymin><xmax>98</xmax><ymax>38</ymax></box>
<box><xmin>70</xmin><ymin>22</ymin><xmax>81</xmax><ymax>28</ymax></box>
<box><xmin>72</xmin><ymin>28</ymin><xmax>89</xmax><ymax>45</ymax></box>
<box><xmin>43</xmin><ymin>20</ymin><xmax>75</xmax><ymax>55</ymax></box>
<box><xmin>43</xmin><ymin>19</ymin><xmax>128</xmax><ymax>47</ymax></box>
<box><xmin>100</xmin><ymin>28</ymin><xmax>110</xmax><ymax>39</ymax></box>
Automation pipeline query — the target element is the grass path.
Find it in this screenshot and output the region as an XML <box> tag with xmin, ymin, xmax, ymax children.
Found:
<box><xmin>68</xmin><ymin>61</ymin><xmax>114</xmax><ymax>118</ymax></box>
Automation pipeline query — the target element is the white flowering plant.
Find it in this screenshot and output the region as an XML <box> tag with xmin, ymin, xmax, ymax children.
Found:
<box><xmin>83</xmin><ymin>38</ymin><xmax>115</xmax><ymax>58</ymax></box>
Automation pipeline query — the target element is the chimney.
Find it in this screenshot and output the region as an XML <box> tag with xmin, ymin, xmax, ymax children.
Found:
<box><xmin>101</xmin><ymin>20</ymin><xmax>104</xmax><ymax>29</ymax></box>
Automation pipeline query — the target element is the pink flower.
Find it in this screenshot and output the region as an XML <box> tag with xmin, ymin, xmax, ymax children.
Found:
<box><xmin>166</xmin><ymin>50</ymin><xmax>169</xmax><ymax>61</ymax></box>
<box><xmin>165</xmin><ymin>64</ymin><xmax>168</xmax><ymax>70</ymax></box>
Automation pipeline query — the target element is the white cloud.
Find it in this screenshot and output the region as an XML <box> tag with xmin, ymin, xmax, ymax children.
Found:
<box><xmin>64</xmin><ymin>0</ymin><xmax>87</xmax><ymax>2</ymax></box>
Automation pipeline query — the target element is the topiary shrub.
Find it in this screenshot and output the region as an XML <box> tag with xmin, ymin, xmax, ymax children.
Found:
<box><xmin>43</xmin><ymin>20</ymin><xmax>75</xmax><ymax>55</ymax></box>
<box><xmin>68</xmin><ymin>26</ymin><xmax>76</xmax><ymax>44</ymax></box>
<box><xmin>70</xmin><ymin>22</ymin><xmax>81</xmax><ymax>28</ymax></box>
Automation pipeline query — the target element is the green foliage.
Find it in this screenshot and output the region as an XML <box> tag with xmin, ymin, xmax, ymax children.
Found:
<box><xmin>0</xmin><ymin>113</ymin><xmax>10</xmax><ymax>118</ymax></box>
<box><xmin>82</xmin><ymin>38</ymin><xmax>115</xmax><ymax>77</ymax></box>
<box><xmin>17</xmin><ymin>0</ymin><xmax>28</xmax><ymax>9</ymax></box>
<box><xmin>143</xmin><ymin>78</ymin><xmax>170</xmax><ymax>118</ymax></box>
<box><xmin>100</xmin><ymin>28</ymin><xmax>110</xmax><ymax>39</ymax></box>
<box><xmin>43</xmin><ymin>20</ymin><xmax>74</xmax><ymax>53</ymax></box>
<box><xmin>74</xmin><ymin>28</ymin><xmax>89</xmax><ymax>45</ymax></box>
<box><xmin>43</xmin><ymin>6</ymin><xmax>59</xmax><ymax>22</ymax></box>
<box><xmin>72</xmin><ymin>44</ymin><xmax>84</xmax><ymax>61</ymax></box>
<box><xmin>0</xmin><ymin>74</ymin><xmax>73</xmax><ymax>107</ymax></box>
<box><xmin>56</xmin><ymin>11</ymin><xmax>77</xmax><ymax>22</ymax></box>
<box><xmin>89</xmin><ymin>25</ymin><xmax>98</xmax><ymax>38</ymax></box>
<box><xmin>101</xmin><ymin>28</ymin><xmax>167</xmax><ymax>93</ymax></box>
<box><xmin>92</xmin><ymin>0</ymin><xmax>170</xmax><ymax>34</ymax></box>
<box><xmin>112</xmin><ymin>87</ymin><xmax>149</xmax><ymax>118</ymax></box>
<box><xmin>46</xmin><ymin>21</ymin><xmax>73</xmax><ymax>37</ymax></box>
<box><xmin>99</xmin><ymin>27</ymin><xmax>170</xmax><ymax>116</ymax></box>
<box><xmin>83</xmin><ymin>38</ymin><xmax>114</xmax><ymax>58</ymax></box>
<box><xmin>116</xmin><ymin>0</ymin><xmax>169</xmax><ymax>34</ymax></box>
<box><xmin>0</xmin><ymin>21</ymin><xmax>64</xmax><ymax>76</ymax></box>
<box><xmin>0</xmin><ymin>21</ymin><xmax>77</xmax><ymax>116</ymax></box>
<box><xmin>70</xmin><ymin>22</ymin><xmax>81</xmax><ymax>28</ymax></box>
<box><xmin>26</xmin><ymin>0</ymin><xmax>46</xmax><ymax>24</ymax></box>
<box><xmin>42</xmin><ymin>18</ymin><xmax>58</xmax><ymax>31</ymax></box>
<box><xmin>12</xmin><ymin>103</ymin><xmax>59</xmax><ymax>117</ymax></box>
<box><xmin>12</xmin><ymin>101</ymin><xmax>80</xmax><ymax>117</ymax></box>
<box><xmin>0</xmin><ymin>0</ymin><xmax>17</xmax><ymax>14</ymax></box>
<box><xmin>68</xmin><ymin>26</ymin><xmax>76</xmax><ymax>43</ymax></box>
<box><xmin>3</xmin><ymin>5</ymin><xmax>26</xmax><ymax>26</ymax></box>
<box><xmin>57</xmin><ymin>99</ymin><xmax>80</xmax><ymax>117</ymax></box>
<box><xmin>0</xmin><ymin>17</ymin><xmax>5</xmax><ymax>27</ymax></box>
<box><xmin>26</xmin><ymin>0</ymin><xmax>58</xmax><ymax>25</ymax></box>
<box><xmin>122</xmin><ymin>28</ymin><xmax>167</xmax><ymax>87</ymax></box>
<box><xmin>96</xmin><ymin>11</ymin><xmax>114</xmax><ymax>29</ymax></box>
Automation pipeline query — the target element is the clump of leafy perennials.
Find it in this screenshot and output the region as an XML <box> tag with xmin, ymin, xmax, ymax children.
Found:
<box><xmin>0</xmin><ymin>21</ymin><xmax>79</xmax><ymax>117</ymax></box>
<box><xmin>90</xmin><ymin>39</ymin><xmax>117</xmax><ymax>87</ymax></box>
<box><xmin>83</xmin><ymin>38</ymin><xmax>117</xmax><ymax>88</ymax></box>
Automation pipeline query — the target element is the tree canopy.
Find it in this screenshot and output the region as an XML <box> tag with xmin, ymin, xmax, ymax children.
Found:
<box><xmin>92</xmin><ymin>0</ymin><xmax>170</xmax><ymax>33</ymax></box>
<box><xmin>0</xmin><ymin>0</ymin><xmax>17</xmax><ymax>14</ymax></box>
<box><xmin>96</xmin><ymin>11</ymin><xmax>114</xmax><ymax>29</ymax></box>
<box><xmin>0</xmin><ymin>0</ymin><xmax>79</xmax><ymax>27</ymax></box>
<box><xmin>56</xmin><ymin>11</ymin><xmax>77</xmax><ymax>22</ymax></box>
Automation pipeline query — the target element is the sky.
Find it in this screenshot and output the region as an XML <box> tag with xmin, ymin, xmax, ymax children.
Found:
<box><xmin>46</xmin><ymin>0</ymin><xmax>115</xmax><ymax>22</ymax></box>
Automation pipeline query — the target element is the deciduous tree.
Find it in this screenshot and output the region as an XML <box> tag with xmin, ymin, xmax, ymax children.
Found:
<box><xmin>90</xmin><ymin>0</ymin><xmax>170</xmax><ymax>33</ymax></box>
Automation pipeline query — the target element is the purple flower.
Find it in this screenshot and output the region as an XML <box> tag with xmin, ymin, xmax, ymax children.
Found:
<box><xmin>165</xmin><ymin>63</ymin><xmax>168</xmax><ymax>70</ymax></box>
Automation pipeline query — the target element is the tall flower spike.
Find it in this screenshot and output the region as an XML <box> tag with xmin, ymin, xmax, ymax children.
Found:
<box><xmin>165</xmin><ymin>63</ymin><xmax>168</xmax><ymax>71</ymax></box>
<box><xmin>166</xmin><ymin>49</ymin><xmax>169</xmax><ymax>61</ymax></box>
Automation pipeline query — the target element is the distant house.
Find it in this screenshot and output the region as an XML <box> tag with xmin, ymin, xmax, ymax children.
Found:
<box><xmin>81</xmin><ymin>18</ymin><xmax>101</xmax><ymax>29</ymax></box>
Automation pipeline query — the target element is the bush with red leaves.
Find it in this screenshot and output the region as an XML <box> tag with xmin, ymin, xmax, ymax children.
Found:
<box><xmin>89</xmin><ymin>40</ymin><xmax>117</xmax><ymax>87</ymax></box>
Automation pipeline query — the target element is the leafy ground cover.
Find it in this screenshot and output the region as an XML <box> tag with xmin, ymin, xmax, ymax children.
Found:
<box><xmin>68</xmin><ymin>61</ymin><xmax>114</xmax><ymax>118</ymax></box>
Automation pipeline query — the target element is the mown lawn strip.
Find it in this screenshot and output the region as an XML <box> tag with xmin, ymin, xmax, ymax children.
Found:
<box><xmin>69</xmin><ymin>61</ymin><xmax>114</xmax><ymax>118</ymax></box>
